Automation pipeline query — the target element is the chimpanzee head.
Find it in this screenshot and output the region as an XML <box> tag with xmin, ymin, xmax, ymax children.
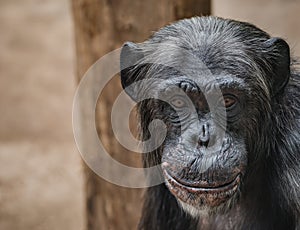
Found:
<box><xmin>120</xmin><ymin>16</ymin><xmax>290</xmax><ymax>216</ymax></box>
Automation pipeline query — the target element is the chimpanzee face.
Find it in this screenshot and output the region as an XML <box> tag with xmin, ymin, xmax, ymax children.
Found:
<box><xmin>120</xmin><ymin>21</ymin><xmax>290</xmax><ymax>216</ymax></box>
<box><xmin>156</xmin><ymin>75</ymin><xmax>248</xmax><ymax>215</ymax></box>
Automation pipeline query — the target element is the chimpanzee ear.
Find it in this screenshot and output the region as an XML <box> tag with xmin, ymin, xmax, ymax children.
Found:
<box><xmin>264</xmin><ymin>37</ymin><xmax>290</xmax><ymax>97</ymax></box>
<box><xmin>120</xmin><ymin>42</ymin><xmax>144</xmax><ymax>101</ymax></box>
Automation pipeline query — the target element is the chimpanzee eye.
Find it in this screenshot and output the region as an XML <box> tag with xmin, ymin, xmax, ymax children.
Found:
<box><xmin>223</xmin><ymin>95</ymin><xmax>237</xmax><ymax>109</ymax></box>
<box><xmin>170</xmin><ymin>97</ymin><xmax>186</xmax><ymax>108</ymax></box>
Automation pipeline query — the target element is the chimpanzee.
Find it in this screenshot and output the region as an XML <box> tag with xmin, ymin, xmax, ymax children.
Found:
<box><xmin>120</xmin><ymin>16</ymin><xmax>300</xmax><ymax>230</ymax></box>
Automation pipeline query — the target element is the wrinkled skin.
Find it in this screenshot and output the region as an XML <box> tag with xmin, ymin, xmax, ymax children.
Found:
<box><xmin>120</xmin><ymin>16</ymin><xmax>300</xmax><ymax>230</ymax></box>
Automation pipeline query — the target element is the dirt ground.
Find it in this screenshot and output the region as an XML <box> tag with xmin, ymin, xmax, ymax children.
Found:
<box><xmin>0</xmin><ymin>0</ymin><xmax>84</xmax><ymax>229</ymax></box>
<box><xmin>0</xmin><ymin>0</ymin><xmax>299</xmax><ymax>230</ymax></box>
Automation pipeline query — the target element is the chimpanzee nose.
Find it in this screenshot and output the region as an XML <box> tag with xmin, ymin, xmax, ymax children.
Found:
<box><xmin>198</xmin><ymin>123</ymin><xmax>214</xmax><ymax>148</ymax></box>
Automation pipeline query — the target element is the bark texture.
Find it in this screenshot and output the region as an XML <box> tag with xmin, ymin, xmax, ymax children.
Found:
<box><xmin>71</xmin><ymin>1</ymin><xmax>210</xmax><ymax>229</ymax></box>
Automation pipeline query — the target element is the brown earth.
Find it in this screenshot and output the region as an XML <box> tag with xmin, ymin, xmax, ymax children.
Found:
<box><xmin>0</xmin><ymin>0</ymin><xmax>84</xmax><ymax>229</ymax></box>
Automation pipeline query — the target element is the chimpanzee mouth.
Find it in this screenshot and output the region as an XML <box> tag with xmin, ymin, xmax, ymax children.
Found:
<box><xmin>163</xmin><ymin>169</ymin><xmax>241</xmax><ymax>207</ymax></box>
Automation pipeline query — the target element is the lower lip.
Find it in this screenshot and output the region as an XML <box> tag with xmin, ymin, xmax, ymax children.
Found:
<box><xmin>163</xmin><ymin>170</ymin><xmax>240</xmax><ymax>207</ymax></box>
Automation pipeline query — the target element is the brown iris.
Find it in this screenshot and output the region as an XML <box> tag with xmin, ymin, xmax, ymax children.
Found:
<box><xmin>170</xmin><ymin>97</ymin><xmax>186</xmax><ymax>108</ymax></box>
<box><xmin>223</xmin><ymin>96</ymin><xmax>237</xmax><ymax>109</ymax></box>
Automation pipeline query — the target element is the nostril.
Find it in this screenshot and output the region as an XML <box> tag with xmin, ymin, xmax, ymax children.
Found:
<box><xmin>198</xmin><ymin>139</ymin><xmax>209</xmax><ymax>148</ymax></box>
<box><xmin>198</xmin><ymin>135</ymin><xmax>216</xmax><ymax>148</ymax></box>
<box><xmin>199</xmin><ymin>123</ymin><xmax>215</xmax><ymax>148</ymax></box>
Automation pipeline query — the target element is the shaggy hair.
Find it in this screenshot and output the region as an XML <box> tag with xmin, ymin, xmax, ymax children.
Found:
<box><xmin>120</xmin><ymin>16</ymin><xmax>300</xmax><ymax>230</ymax></box>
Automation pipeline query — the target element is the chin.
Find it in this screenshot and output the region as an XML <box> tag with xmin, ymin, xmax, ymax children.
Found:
<box><xmin>163</xmin><ymin>168</ymin><xmax>242</xmax><ymax>217</ymax></box>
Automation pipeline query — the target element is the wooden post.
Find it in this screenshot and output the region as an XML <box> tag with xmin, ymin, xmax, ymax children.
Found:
<box><xmin>71</xmin><ymin>0</ymin><xmax>211</xmax><ymax>229</ymax></box>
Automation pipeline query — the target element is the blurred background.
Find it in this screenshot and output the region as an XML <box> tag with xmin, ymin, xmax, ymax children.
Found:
<box><xmin>0</xmin><ymin>0</ymin><xmax>299</xmax><ymax>229</ymax></box>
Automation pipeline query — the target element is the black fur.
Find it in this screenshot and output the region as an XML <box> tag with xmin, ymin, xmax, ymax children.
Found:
<box><xmin>120</xmin><ymin>16</ymin><xmax>300</xmax><ymax>230</ymax></box>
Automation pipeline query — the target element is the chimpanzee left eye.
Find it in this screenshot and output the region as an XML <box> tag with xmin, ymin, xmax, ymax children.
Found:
<box><xmin>223</xmin><ymin>95</ymin><xmax>238</xmax><ymax>109</ymax></box>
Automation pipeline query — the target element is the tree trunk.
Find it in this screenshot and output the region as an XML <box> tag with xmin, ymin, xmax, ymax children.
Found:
<box><xmin>71</xmin><ymin>0</ymin><xmax>210</xmax><ymax>229</ymax></box>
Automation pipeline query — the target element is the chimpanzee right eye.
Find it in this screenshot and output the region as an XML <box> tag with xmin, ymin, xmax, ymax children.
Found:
<box><xmin>170</xmin><ymin>96</ymin><xmax>187</xmax><ymax>108</ymax></box>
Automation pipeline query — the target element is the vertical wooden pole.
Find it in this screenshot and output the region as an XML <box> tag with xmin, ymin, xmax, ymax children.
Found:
<box><xmin>71</xmin><ymin>0</ymin><xmax>210</xmax><ymax>229</ymax></box>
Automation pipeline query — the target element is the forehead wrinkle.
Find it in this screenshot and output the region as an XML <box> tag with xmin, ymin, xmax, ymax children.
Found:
<box><xmin>160</xmin><ymin>75</ymin><xmax>248</xmax><ymax>95</ymax></box>
<box><xmin>216</xmin><ymin>76</ymin><xmax>247</xmax><ymax>91</ymax></box>
<box><xmin>188</xmin><ymin>75</ymin><xmax>248</xmax><ymax>94</ymax></box>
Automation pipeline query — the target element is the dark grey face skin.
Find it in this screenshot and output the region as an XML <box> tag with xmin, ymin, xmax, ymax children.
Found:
<box><xmin>120</xmin><ymin>16</ymin><xmax>300</xmax><ymax>230</ymax></box>
<box><xmin>150</xmin><ymin>74</ymin><xmax>248</xmax><ymax>214</ymax></box>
